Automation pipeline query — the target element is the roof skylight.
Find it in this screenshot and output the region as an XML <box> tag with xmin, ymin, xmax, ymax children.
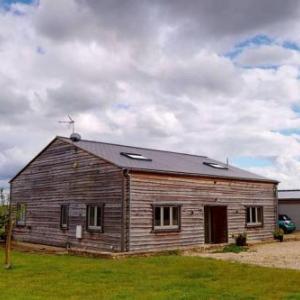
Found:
<box><xmin>203</xmin><ymin>162</ymin><xmax>228</xmax><ymax>169</ymax></box>
<box><xmin>120</xmin><ymin>152</ymin><xmax>152</xmax><ymax>161</ymax></box>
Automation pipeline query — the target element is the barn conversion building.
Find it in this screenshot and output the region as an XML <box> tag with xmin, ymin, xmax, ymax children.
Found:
<box><xmin>10</xmin><ymin>136</ymin><xmax>278</xmax><ymax>253</ymax></box>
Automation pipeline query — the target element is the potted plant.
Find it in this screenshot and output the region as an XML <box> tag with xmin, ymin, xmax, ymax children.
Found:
<box><xmin>235</xmin><ymin>232</ymin><xmax>247</xmax><ymax>246</ymax></box>
<box><xmin>273</xmin><ymin>228</ymin><xmax>284</xmax><ymax>242</ymax></box>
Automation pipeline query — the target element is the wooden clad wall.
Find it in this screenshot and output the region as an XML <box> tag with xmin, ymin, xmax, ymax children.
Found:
<box><xmin>11</xmin><ymin>139</ymin><xmax>124</xmax><ymax>252</ymax></box>
<box><xmin>128</xmin><ymin>172</ymin><xmax>276</xmax><ymax>252</ymax></box>
<box><xmin>11</xmin><ymin>137</ymin><xmax>277</xmax><ymax>253</ymax></box>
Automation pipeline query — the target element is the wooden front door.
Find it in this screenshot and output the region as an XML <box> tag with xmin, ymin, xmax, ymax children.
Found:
<box><xmin>204</xmin><ymin>206</ymin><xmax>228</xmax><ymax>244</ymax></box>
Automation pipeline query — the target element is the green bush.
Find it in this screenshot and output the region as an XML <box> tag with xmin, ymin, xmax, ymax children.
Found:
<box><xmin>273</xmin><ymin>228</ymin><xmax>284</xmax><ymax>242</ymax></box>
<box><xmin>0</xmin><ymin>204</ymin><xmax>8</xmax><ymax>240</ymax></box>
<box><xmin>220</xmin><ymin>244</ymin><xmax>248</xmax><ymax>253</ymax></box>
<box><xmin>234</xmin><ymin>232</ymin><xmax>247</xmax><ymax>246</ymax></box>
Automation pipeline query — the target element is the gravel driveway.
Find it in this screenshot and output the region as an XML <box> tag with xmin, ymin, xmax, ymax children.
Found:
<box><xmin>186</xmin><ymin>241</ymin><xmax>300</xmax><ymax>270</ymax></box>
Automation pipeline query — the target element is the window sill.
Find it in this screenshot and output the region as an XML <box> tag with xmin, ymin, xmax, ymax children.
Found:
<box><xmin>152</xmin><ymin>227</ymin><xmax>181</xmax><ymax>233</ymax></box>
<box><xmin>246</xmin><ymin>223</ymin><xmax>263</xmax><ymax>228</ymax></box>
<box><xmin>87</xmin><ymin>228</ymin><xmax>103</xmax><ymax>233</ymax></box>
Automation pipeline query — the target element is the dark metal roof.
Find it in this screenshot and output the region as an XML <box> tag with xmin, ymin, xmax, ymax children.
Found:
<box><xmin>278</xmin><ymin>190</ymin><xmax>300</xmax><ymax>200</ymax></box>
<box><xmin>60</xmin><ymin>137</ymin><xmax>278</xmax><ymax>183</ymax></box>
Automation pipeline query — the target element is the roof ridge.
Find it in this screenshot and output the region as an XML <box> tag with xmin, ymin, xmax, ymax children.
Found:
<box><xmin>58</xmin><ymin>136</ymin><xmax>208</xmax><ymax>159</ymax></box>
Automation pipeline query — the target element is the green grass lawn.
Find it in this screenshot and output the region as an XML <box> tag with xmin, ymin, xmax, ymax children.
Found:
<box><xmin>1</xmin><ymin>251</ymin><xmax>300</xmax><ymax>300</ymax></box>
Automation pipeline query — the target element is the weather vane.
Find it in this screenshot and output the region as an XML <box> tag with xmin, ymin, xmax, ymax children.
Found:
<box><xmin>58</xmin><ymin>115</ymin><xmax>75</xmax><ymax>134</ymax></box>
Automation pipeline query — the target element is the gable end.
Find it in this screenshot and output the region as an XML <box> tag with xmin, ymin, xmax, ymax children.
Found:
<box><xmin>10</xmin><ymin>137</ymin><xmax>122</xmax><ymax>183</ymax></box>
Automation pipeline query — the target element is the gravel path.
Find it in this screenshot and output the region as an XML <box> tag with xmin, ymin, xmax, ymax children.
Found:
<box><xmin>187</xmin><ymin>241</ymin><xmax>300</xmax><ymax>270</ymax></box>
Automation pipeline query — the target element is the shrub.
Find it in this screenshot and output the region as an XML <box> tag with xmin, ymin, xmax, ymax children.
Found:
<box><xmin>273</xmin><ymin>228</ymin><xmax>284</xmax><ymax>242</ymax></box>
<box><xmin>234</xmin><ymin>233</ymin><xmax>247</xmax><ymax>246</ymax></box>
<box><xmin>0</xmin><ymin>204</ymin><xmax>8</xmax><ymax>240</ymax></box>
<box><xmin>220</xmin><ymin>244</ymin><xmax>248</xmax><ymax>253</ymax></box>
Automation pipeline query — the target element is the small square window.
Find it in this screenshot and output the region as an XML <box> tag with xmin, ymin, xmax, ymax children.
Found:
<box><xmin>16</xmin><ymin>203</ymin><xmax>26</xmax><ymax>227</ymax></box>
<box><xmin>153</xmin><ymin>205</ymin><xmax>181</xmax><ymax>231</ymax></box>
<box><xmin>246</xmin><ymin>206</ymin><xmax>263</xmax><ymax>227</ymax></box>
<box><xmin>60</xmin><ymin>205</ymin><xmax>69</xmax><ymax>229</ymax></box>
<box><xmin>87</xmin><ymin>205</ymin><xmax>104</xmax><ymax>232</ymax></box>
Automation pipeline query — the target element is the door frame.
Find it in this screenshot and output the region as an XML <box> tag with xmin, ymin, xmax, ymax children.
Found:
<box><xmin>204</xmin><ymin>205</ymin><xmax>228</xmax><ymax>244</ymax></box>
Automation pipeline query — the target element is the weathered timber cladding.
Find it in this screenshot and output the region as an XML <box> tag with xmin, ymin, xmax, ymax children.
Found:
<box><xmin>11</xmin><ymin>139</ymin><xmax>124</xmax><ymax>252</ymax></box>
<box><xmin>11</xmin><ymin>137</ymin><xmax>277</xmax><ymax>253</ymax></box>
<box><xmin>128</xmin><ymin>172</ymin><xmax>276</xmax><ymax>252</ymax></box>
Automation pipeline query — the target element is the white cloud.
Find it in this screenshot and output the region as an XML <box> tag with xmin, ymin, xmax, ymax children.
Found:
<box><xmin>236</xmin><ymin>45</ymin><xmax>300</xmax><ymax>67</ymax></box>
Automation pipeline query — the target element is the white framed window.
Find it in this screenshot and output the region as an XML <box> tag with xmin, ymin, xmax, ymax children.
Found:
<box><xmin>60</xmin><ymin>205</ymin><xmax>69</xmax><ymax>229</ymax></box>
<box><xmin>153</xmin><ymin>205</ymin><xmax>180</xmax><ymax>231</ymax></box>
<box><xmin>87</xmin><ymin>205</ymin><xmax>103</xmax><ymax>231</ymax></box>
<box><xmin>246</xmin><ymin>206</ymin><xmax>263</xmax><ymax>227</ymax></box>
<box><xmin>16</xmin><ymin>203</ymin><xmax>26</xmax><ymax>226</ymax></box>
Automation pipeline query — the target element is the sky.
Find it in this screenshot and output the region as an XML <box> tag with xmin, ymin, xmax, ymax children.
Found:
<box><xmin>1</xmin><ymin>0</ymin><xmax>300</xmax><ymax>189</ymax></box>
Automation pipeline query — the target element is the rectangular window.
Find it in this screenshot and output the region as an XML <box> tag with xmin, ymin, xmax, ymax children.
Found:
<box><xmin>173</xmin><ymin>207</ymin><xmax>179</xmax><ymax>226</ymax></box>
<box><xmin>163</xmin><ymin>207</ymin><xmax>170</xmax><ymax>226</ymax></box>
<box><xmin>154</xmin><ymin>207</ymin><xmax>161</xmax><ymax>227</ymax></box>
<box><xmin>246</xmin><ymin>206</ymin><xmax>263</xmax><ymax>227</ymax></box>
<box><xmin>153</xmin><ymin>205</ymin><xmax>181</xmax><ymax>231</ymax></box>
<box><xmin>86</xmin><ymin>205</ymin><xmax>103</xmax><ymax>231</ymax></box>
<box><xmin>16</xmin><ymin>203</ymin><xmax>26</xmax><ymax>227</ymax></box>
<box><xmin>60</xmin><ymin>205</ymin><xmax>69</xmax><ymax>229</ymax></box>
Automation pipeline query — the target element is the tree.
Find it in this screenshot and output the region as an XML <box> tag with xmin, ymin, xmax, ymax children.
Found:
<box><xmin>0</xmin><ymin>188</ymin><xmax>4</xmax><ymax>205</ymax></box>
<box><xmin>0</xmin><ymin>189</ymin><xmax>8</xmax><ymax>240</ymax></box>
<box><xmin>0</xmin><ymin>188</ymin><xmax>14</xmax><ymax>269</ymax></box>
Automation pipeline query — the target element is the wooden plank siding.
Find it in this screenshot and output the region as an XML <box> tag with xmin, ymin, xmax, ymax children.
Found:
<box><xmin>11</xmin><ymin>139</ymin><xmax>124</xmax><ymax>252</ymax></box>
<box><xmin>10</xmin><ymin>138</ymin><xmax>277</xmax><ymax>253</ymax></box>
<box><xmin>128</xmin><ymin>172</ymin><xmax>277</xmax><ymax>252</ymax></box>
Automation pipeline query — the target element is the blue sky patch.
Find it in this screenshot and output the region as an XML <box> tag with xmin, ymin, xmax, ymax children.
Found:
<box><xmin>232</xmin><ymin>156</ymin><xmax>273</xmax><ymax>168</ymax></box>
<box><xmin>241</xmin><ymin>64</ymin><xmax>279</xmax><ymax>70</ymax></box>
<box><xmin>235</xmin><ymin>34</ymin><xmax>274</xmax><ymax>48</ymax></box>
<box><xmin>292</xmin><ymin>104</ymin><xmax>300</xmax><ymax>114</ymax></box>
<box><xmin>224</xmin><ymin>34</ymin><xmax>300</xmax><ymax>64</ymax></box>
<box><xmin>274</xmin><ymin>128</ymin><xmax>300</xmax><ymax>136</ymax></box>
<box><xmin>0</xmin><ymin>0</ymin><xmax>36</xmax><ymax>10</ymax></box>
<box><xmin>282</xmin><ymin>41</ymin><xmax>300</xmax><ymax>51</ymax></box>
<box><xmin>224</xmin><ymin>48</ymin><xmax>243</xmax><ymax>60</ymax></box>
<box><xmin>225</xmin><ymin>34</ymin><xmax>274</xmax><ymax>59</ymax></box>
<box><xmin>1</xmin><ymin>0</ymin><xmax>34</xmax><ymax>5</ymax></box>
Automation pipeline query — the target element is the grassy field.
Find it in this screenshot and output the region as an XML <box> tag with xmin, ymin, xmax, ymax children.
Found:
<box><xmin>1</xmin><ymin>250</ymin><xmax>300</xmax><ymax>299</ymax></box>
